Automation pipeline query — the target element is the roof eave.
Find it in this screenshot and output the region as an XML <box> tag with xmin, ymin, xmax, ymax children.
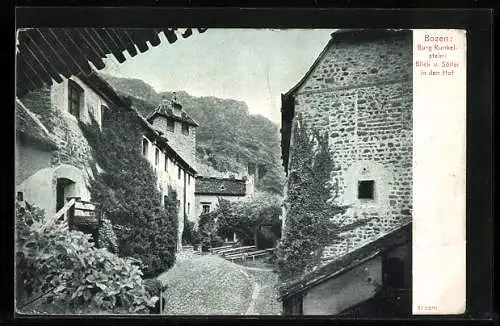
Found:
<box><xmin>278</xmin><ymin>221</ymin><xmax>412</xmax><ymax>300</ymax></box>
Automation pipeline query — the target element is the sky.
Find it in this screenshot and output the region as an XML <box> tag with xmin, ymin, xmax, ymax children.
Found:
<box><xmin>101</xmin><ymin>29</ymin><xmax>334</xmax><ymax>124</ymax></box>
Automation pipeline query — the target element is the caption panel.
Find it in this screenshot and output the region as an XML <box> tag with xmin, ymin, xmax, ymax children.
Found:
<box><xmin>412</xmin><ymin>29</ymin><xmax>467</xmax><ymax>315</ymax></box>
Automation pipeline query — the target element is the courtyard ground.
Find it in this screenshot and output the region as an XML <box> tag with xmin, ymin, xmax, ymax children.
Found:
<box><xmin>157</xmin><ymin>252</ymin><xmax>282</xmax><ymax>315</ymax></box>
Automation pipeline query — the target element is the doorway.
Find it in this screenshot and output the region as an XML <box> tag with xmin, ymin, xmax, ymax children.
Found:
<box><xmin>56</xmin><ymin>177</ymin><xmax>75</xmax><ymax>213</ymax></box>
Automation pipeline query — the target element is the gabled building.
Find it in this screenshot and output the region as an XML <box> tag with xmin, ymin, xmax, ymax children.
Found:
<box><xmin>194</xmin><ymin>175</ymin><xmax>255</xmax><ymax>222</ymax></box>
<box><xmin>147</xmin><ymin>95</ymin><xmax>199</xmax><ymax>169</ymax></box>
<box><xmin>279</xmin><ymin>29</ymin><xmax>413</xmax><ymax>315</ymax></box>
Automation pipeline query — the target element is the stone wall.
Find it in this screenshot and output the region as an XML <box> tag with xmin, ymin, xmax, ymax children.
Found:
<box><xmin>151</xmin><ymin>116</ymin><xmax>197</xmax><ymax>168</ymax></box>
<box><xmin>289</xmin><ymin>33</ymin><xmax>412</xmax><ymax>260</ymax></box>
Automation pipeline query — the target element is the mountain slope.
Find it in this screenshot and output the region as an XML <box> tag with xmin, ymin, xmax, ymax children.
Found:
<box><xmin>101</xmin><ymin>73</ymin><xmax>285</xmax><ymax>194</ymax></box>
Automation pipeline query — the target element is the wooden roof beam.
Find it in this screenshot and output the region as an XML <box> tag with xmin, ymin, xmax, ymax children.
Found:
<box><xmin>145</xmin><ymin>29</ymin><xmax>162</xmax><ymax>47</ymax></box>
<box><xmin>161</xmin><ymin>28</ymin><xmax>178</xmax><ymax>44</ymax></box>
<box><xmin>126</xmin><ymin>29</ymin><xmax>150</xmax><ymax>53</ymax></box>
<box><xmin>94</xmin><ymin>28</ymin><xmax>126</xmax><ymax>63</ymax></box>
<box><xmin>109</xmin><ymin>28</ymin><xmax>138</xmax><ymax>58</ymax></box>
<box><xmin>29</xmin><ymin>29</ymin><xmax>73</xmax><ymax>79</ymax></box>
<box><xmin>18</xmin><ymin>31</ymin><xmax>62</xmax><ymax>83</ymax></box>
<box><xmin>85</xmin><ymin>28</ymin><xmax>112</xmax><ymax>56</ymax></box>
<box><xmin>44</xmin><ymin>29</ymin><xmax>84</xmax><ymax>78</ymax></box>
<box><xmin>53</xmin><ymin>28</ymin><xmax>93</xmax><ymax>76</ymax></box>
<box><xmin>17</xmin><ymin>57</ymin><xmax>44</xmax><ymax>93</ymax></box>
<box><xmin>66</xmin><ymin>28</ymin><xmax>106</xmax><ymax>70</ymax></box>
<box><xmin>17</xmin><ymin>44</ymin><xmax>53</xmax><ymax>87</ymax></box>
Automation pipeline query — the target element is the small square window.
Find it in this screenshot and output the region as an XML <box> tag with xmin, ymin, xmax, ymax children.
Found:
<box><xmin>358</xmin><ymin>180</ymin><xmax>375</xmax><ymax>200</ymax></box>
<box><xmin>202</xmin><ymin>204</ymin><xmax>210</xmax><ymax>214</ymax></box>
<box><xmin>17</xmin><ymin>191</ymin><xmax>24</xmax><ymax>202</ymax></box>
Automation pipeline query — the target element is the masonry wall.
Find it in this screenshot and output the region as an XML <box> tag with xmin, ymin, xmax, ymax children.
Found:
<box><xmin>151</xmin><ymin>116</ymin><xmax>197</xmax><ymax>169</ymax></box>
<box><xmin>289</xmin><ymin>33</ymin><xmax>413</xmax><ymax>260</ymax></box>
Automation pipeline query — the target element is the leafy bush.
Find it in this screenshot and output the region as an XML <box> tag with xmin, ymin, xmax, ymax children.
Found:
<box><xmin>215</xmin><ymin>193</ymin><xmax>282</xmax><ymax>248</ymax></box>
<box><xmin>275</xmin><ymin>115</ymin><xmax>361</xmax><ymax>282</ymax></box>
<box><xmin>80</xmin><ymin>107</ymin><xmax>178</xmax><ymax>278</ymax></box>
<box><xmin>198</xmin><ymin>212</ymin><xmax>224</xmax><ymax>252</ymax></box>
<box><xmin>97</xmin><ymin>218</ymin><xmax>119</xmax><ymax>254</ymax></box>
<box><xmin>182</xmin><ymin>215</ymin><xmax>200</xmax><ymax>247</ymax></box>
<box><xmin>16</xmin><ymin>202</ymin><xmax>157</xmax><ymax>314</ymax></box>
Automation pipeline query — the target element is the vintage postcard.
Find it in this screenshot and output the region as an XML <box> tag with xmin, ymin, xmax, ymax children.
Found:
<box><xmin>14</xmin><ymin>26</ymin><xmax>467</xmax><ymax>316</ymax></box>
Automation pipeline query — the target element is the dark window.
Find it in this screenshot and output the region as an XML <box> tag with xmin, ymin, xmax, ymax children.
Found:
<box><xmin>155</xmin><ymin>148</ymin><xmax>160</xmax><ymax>165</ymax></box>
<box><xmin>164</xmin><ymin>156</ymin><xmax>168</xmax><ymax>171</ymax></box>
<box><xmin>358</xmin><ymin>180</ymin><xmax>375</xmax><ymax>199</ymax></box>
<box><xmin>202</xmin><ymin>204</ymin><xmax>210</xmax><ymax>214</ymax></box>
<box><xmin>182</xmin><ymin>123</ymin><xmax>189</xmax><ymax>135</ymax></box>
<box><xmin>163</xmin><ymin>196</ymin><xmax>168</xmax><ymax>208</ymax></box>
<box><xmin>142</xmin><ymin>138</ymin><xmax>148</xmax><ymax>157</ymax></box>
<box><xmin>167</xmin><ymin>119</ymin><xmax>175</xmax><ymax>132</ymax></box>
<box><xmin>187</xmin><ymin>202</ymin><xmax>191</xmax><ymax>214</ymax></box>
<box><xmin>188</xmin><ymin>175</ymin><xmax>191</xmax><ymax>185</ymax></box>
<box><xmin>178</xmin><ymin>166</ymin><xmax>181</xmax><ymax>179</ymax></box>
<box><xmin>16</xmin><ymin>191</ymin><xmax>23</xmax><ymax>201</ymax></box>
<box><xmin>68</xmin><ymin>80</ymin><xmax>83</xmax><ymax>118</ymax></box>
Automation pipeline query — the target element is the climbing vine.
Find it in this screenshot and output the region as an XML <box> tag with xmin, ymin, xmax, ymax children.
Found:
<box><xmin>275</xmin><ymin>114</ymin><xmax>362</xmax><ymax>282</ymax></box>
<box><xmin>80</xmin><ymin>105</ymin><xmax>178</xmax><ymax>278</ymax></box>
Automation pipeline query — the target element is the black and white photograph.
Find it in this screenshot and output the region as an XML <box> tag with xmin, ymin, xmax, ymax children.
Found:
<box><xmin>15</xmin><ymin>27</ymin><xmax>414</xmax><ymax>316</ymax></box>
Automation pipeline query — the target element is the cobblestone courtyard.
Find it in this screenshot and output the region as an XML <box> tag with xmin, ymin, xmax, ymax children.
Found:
<box><xmin>157</xmin><ymin>252</ymin><xmax>281</xmax><ymax>315</ymax></box>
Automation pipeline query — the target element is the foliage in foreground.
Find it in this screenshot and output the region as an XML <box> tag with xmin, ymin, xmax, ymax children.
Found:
<box><xmin>80</xmin><ymin>106</ymin><xmax>178</xmax><ymax>278</ymax></box>
<box><xmin>275</xmin><ymin>115</ymin><xmax>361</xmax><ymax>282</ymax></box>
<box><xmin>16</xmin><ymin>203</ymin><xmax>157</xmax><ymax>314</ymax></box>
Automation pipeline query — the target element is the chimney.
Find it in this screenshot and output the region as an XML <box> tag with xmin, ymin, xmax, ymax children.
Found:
<box><xmin>172</xmin><ymin>92</ymin><xmax>182</xmax><ymax>116</ymax></box>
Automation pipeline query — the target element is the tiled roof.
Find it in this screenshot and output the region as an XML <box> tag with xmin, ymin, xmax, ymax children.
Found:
<box><xmin>195</xmin><ymin>176</ymin><xmax>247</xmax><ymax>196</ymax></box>
<box><xmin>278</xmin><ymin>221</ymin><xmax>411</xmax><ymax>301</ymax></box>
<box><xmin>16</xmin><ymin>28</ymin><xmax>207</xmax><ymax>97</ymax></box>
<box><xmin>146</xmin><ymin>97</ymin><xmax>199</xmax><ymax>127</ymax></box>
<box><xmin>16</xmin><ymin>99</ymin><xmax>58</xmax><ymax>150</ymax></box>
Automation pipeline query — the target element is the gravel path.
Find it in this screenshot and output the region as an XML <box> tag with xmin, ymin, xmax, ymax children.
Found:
<box><xmin>157</xmin><ymin>252</ymin><xmax>281</xmax><ymax>315</ymax></box>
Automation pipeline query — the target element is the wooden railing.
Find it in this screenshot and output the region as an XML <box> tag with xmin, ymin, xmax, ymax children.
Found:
<box><xmin>39</xmin><ymin>198</ymin><xmax>76</xmax><ymax>232</ymax></box>
<box><xmin>225</xmin><ymin>248</ymin><xmax>275</xmax><ymax>262</ymax></box>
<box><xmin>217</xmin><ymin>245</ymin><xmax>257</xmax><ymax>257</ymax></box>
<box><xmin>39</xmin><ymin>197</ymin><xmax>101</xmax><ymax>232</ymax></box>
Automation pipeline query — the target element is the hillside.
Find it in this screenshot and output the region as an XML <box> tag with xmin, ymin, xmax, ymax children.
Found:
<box><xmin>100</xmin><ymin>73</ymin><xmax>285</xmax><ymax>194</ymax></box>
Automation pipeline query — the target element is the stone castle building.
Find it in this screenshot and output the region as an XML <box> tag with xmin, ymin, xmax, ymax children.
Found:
<box><xmin>279</xmin><ymin>29</ymin><xmax>413</xmax><ymax>315</ymax></box>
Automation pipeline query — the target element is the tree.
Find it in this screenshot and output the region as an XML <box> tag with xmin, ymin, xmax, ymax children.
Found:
<box><xmin>214</xmin><ymin>192</ymin><xmax>282</xmax><ymax>248</ymax></box>
<box><xmin>276</xmin><ymin>114</ymin><xmax>363</xmax><ymax>282</ymax></box>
